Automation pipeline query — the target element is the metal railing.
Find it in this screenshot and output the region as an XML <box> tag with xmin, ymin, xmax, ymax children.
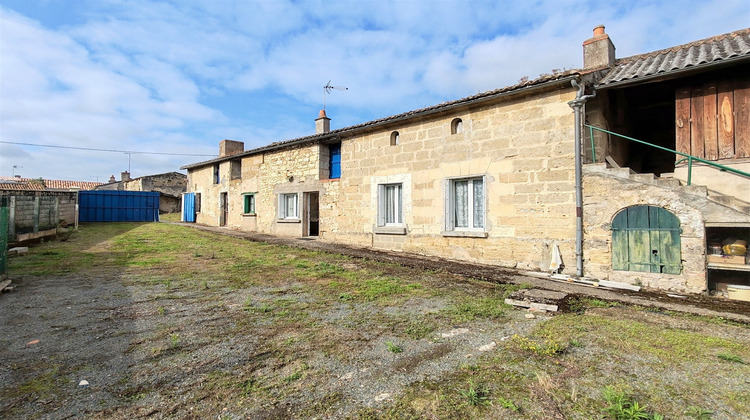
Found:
<box><xmin>585</xmin><ymin>125</ymin><xmax>750</xmax><ymax>186</ymax></box>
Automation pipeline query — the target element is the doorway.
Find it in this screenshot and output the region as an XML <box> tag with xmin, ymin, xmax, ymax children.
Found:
<box><xmin>219</xmin><ymin>192</ymin><xmax>228</xmax><ymax>227</ymax></box>
<box><xmin>304</xmin><ymin>192</ymin><xmax>319</xmax><ymax>237</ymax></box>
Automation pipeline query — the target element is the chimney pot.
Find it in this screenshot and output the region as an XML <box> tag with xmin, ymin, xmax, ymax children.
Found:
<box><xmin>583</xmin><ymin>24</ymin><xmax>616</xmax><ymax>69</ymax></box>
<box><xmin>315</xmin><ymin>109</ymin><xmax>331</xmax><ymax>134</ymax></box>
<box><xmin>109</xmin><ymin>175</ymin><xmax>116</xmax><ymax>183</ymax></box>
<box><xmin>121</xmin><ymin>171</ymin><xmax>131</xmax><ymax>182</ymax></box>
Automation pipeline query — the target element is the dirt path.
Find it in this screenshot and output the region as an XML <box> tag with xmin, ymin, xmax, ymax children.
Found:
<box><xmin>177</xmin><ymin>222</ymin><xmax>750</xmax><ymax>323</ymax></box>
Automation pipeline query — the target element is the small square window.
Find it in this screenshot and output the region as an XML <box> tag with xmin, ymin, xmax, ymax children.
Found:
<box><xmin>377</xmin><ymin>183</ymin><xmax>403</xmax><ymax>226</ymax></box>
<box><xmin>243</xmin><ymin>193</ymin><xmax>256</xmax><ymax>214</ymax></box>
<box><xmin>278</xmin><ymin>193</ymin><xmax>298</xmax><ymax>219</ymax></box>
<box><xmin>446</xmin><ymin>177</ymin><xmax>484</xmax><ymax>231</ymax></box>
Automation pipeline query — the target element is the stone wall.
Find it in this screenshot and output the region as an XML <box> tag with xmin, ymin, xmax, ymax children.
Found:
<box><xmin>0</xmin><ymin>191</ymin><xmax>77</xmax><ymax>241</ymax></box>
<box><xmin>582</xmin><ymin>164</ymin><xmax>750</xmax><ymax>293</ymax></box>
<box><xmin>187</xmin><ymin>86</ymin><xmax>580</xmax><ymax>274</ymax></box>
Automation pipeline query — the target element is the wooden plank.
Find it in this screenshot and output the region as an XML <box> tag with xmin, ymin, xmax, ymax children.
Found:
<box><xmin>702</xmin><ymin>82</ymin><xmax>718</xmax><ymax>161</ymax></box>
<box><xmin>717</xmin><ymin>80</ymin><xmax>735</xmax><ymax>159</ymax></box>
<box><xmin>675</xmin><ymin>87</ymin><xmax>692</xmax><ymax>157</ymax></box>
<box><xmin>0</xmin><ymin>279</ymin><xmax>11</xmax><ymax>291</ymax></box>
<box><xmin>735</xmin><ymin>76</ymin><xmax>750</xmax><ymax>158</ymax></box>
<box><xmin>690</xmin><ymin>86</ymin><xmax>705</xmax><ymax>159</ymax></box>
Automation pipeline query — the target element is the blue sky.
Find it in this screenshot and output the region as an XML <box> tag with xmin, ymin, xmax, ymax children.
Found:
<box><xmin>1</xmin><ymin>0</ymin><xmax>748</xmax><ymax>182</ymax></box>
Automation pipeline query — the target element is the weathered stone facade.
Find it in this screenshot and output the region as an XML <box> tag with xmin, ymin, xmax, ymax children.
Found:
<box><xmin>186</xmin><ymin>84</ymin><xmax>580</xmax><ymax>275</ymax></box>
<box><xmin>97</xmin><ymin>171</ymin><xmax>187</xmax><ymax>213</ymax></box>
<box><xmin>582</xmin><ymin>164</ymin><xmax>750</xmax><ymax>293</ymax></box>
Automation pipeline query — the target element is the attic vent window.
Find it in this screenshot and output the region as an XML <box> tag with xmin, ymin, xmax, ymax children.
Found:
<box><xmin>451</xmin><ymin>118</ymin><xmax>463</xmax><ymax>135</ymax></box>
<box><xmin>390</xmin><ymin>131</ymin><xmax>400</xmax><ymax>146</ymax></box>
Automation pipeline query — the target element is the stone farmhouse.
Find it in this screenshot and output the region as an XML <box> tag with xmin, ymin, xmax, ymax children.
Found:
<box><xmin>95</xmin><ymin>171</ymin><xmax>187</xmax><ymax>214</ymax></box>
<box><xmin>182</xmin><ymin>27</ymin><xmax>750</xmax><ymax>295</ymax></box>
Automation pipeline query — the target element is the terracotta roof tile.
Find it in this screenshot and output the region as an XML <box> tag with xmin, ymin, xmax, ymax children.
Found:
<box><xmin>0</xmin><ymin>176</ymin><xmax>102</xmax><ymax>191</ymax></box>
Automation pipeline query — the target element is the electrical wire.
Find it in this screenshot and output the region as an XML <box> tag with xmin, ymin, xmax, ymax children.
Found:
<box><xmin>0</xmin><ymin>140</ymin><xmax>216</xmax><ymax>157</ymax></box>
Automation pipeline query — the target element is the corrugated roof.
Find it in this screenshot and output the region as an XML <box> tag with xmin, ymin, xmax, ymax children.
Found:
<box><xmin>181</xmin><ymin>72</ymin><xmax>579</xmax><ymax>170</ymax></box>
<box><xmin>0</xmin><ymin>177</ymin><xmax>102</xmax><ymax>191</ymax></box>
<box><xmin>597</xmin><ymin>28</ymin><xmax>750</xmax><ymax>87</ymax></box>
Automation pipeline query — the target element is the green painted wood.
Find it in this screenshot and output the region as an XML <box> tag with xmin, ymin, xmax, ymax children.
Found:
<box><xmin>0</xmin><ymin>205</ymin><xmax>8</xmax><ymax>275</ymax></box>
<box><xmin>611</xmin><ymin>206</ymin><xmax>682</xmax><ymax>274</ymax></box>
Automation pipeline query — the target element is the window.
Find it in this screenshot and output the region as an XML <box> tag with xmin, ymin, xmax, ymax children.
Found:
<box><xmin>446</xmin><ymin>177</ymin><xmax>484</xmax><ymax>231</ymax></box>
<box><xmin>195</xmin><ymin>193</ymin><xmax>201</xmax><ymax>213</ymax></box>
<box><xmin>242</xmin><ymin>193</ymin><xmax>256</xmax><ymax>214</ymax></box>
<box><xmin>451</xmin><ymin>118</ymin><xmax>463</xmax><ymax>134</ymax></box>
<box><xmin>390</xmin><ymin>131</ymin><xmax>400</xmax><ymax>146</ymax></box>
<box><xmin>378</xmin><ymin>183</ymin><xmax>403</xmax><ymax>226</ymax></box>
<box><xmin>230</xmin><ymin>159</ymin><xmax>241</xmax><ymax>180</ymax></box>
<box><xmin>329</xmin><ymin>143</ymin><xmax>341</xmax><ymax>179</ymax></box>
<box><xmin>213</xmin><ymin>164</ymin><xmax>220</xmax><ymax>184</ymax></box>
<box><xmin>278</xmin><ymin>193</ymin><xmax>298</xmax><ymax>219</ymax></box>
<box><xmin>611</xmin><ymin>206</ymin><xmax>681</xmax><ymax>274</ymax></box>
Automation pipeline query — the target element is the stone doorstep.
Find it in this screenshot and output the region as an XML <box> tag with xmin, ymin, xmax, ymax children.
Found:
<box><xmin>505</xmin><ymin>288</ymin><xmax>570</xmax><ymax>312</ymax></box>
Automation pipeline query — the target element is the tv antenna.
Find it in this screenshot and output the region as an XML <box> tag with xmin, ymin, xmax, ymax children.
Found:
<box><xmin>323</xmin><ymin>80</ymin><xmax>348</xmax><ymax>110</ymax></box>
<box><xmin>12</xmin><ymin>165</ymin><xmax>23</xmax><ymax>177</ymax></box>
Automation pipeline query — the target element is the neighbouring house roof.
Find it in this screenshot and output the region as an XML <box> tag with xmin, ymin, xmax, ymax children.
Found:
<box><xmin>596</xmin><ymin>27</ymin><xmax>750</xmax><ymax>88</ymax></box>
<box><xmin>0</xmin><ymin>176</ymin><xmax>102</xmax><ymax>191</ymax></box>
<box><xmin>181</xmin><ymin>71</ymin><xmax>580</xmax><ymax>170</ymax></box>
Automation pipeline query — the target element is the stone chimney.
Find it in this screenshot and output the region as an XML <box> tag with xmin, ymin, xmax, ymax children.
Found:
<box><xmin>583</xmin><ymin>25</ymin><xmax>616</xmax><ymax>69</ymax></box>
<box><xmin>121</xmin><ymin>171</ymin><xmax>131</xmax><ymax>182</ymax></box>
<box><xmin>315</xmin><ymin>109</ymin><xmax>331</xmax><ymax>134</ymax></box>
<box><xmin>109</xmin><ymin>175</ymin><xmax>116</xmax><ymax>183</ymax></box>
<box><xmin>219</xmin><ymin>139</ymin><xmax>244</xmax><ymax>157</ymax></box>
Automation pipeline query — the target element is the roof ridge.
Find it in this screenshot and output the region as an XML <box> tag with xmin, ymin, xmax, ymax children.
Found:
<box><xmin>615</xmin><ymin>27</ymin><xmax>750</xmax><ymax>65</ymax></box>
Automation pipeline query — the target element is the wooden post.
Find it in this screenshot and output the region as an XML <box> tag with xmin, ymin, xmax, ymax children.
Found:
<box><xmin>717</xmin><ymin>80</ymin><xmax>735</xmax><ymax>159</ymax></box>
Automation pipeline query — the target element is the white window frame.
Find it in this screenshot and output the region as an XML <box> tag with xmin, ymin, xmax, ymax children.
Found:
<box><xmin>278</xmin><ymin>193</ymin><xmax>298</xmax><ymax>219</ymax></box>
<box><xmin>377</xmin><ymin>183</ymin><xmax>403</xmax><ymax>227</ymax></box>
<box><xmin>445</xmin><ymin>176</ymin><xmax>485</xmax><ymax>232</ymax></box>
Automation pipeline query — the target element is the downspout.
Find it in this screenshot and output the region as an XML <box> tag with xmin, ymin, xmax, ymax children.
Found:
<box><xmin>568</xmin><ymin>79</ymin><xmax>596</xmax><ymax>277</ymax></box>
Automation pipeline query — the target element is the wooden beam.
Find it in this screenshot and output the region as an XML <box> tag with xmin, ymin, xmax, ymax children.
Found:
<box><xmin>718</xmin><ymin>80</ymin><xmax>735</xmax><ymax>159</ymax></box>
<box><xmin>690</xmin><ymin>86</ymin><xmax>705</xmax><ymax>158</ymax></box>
<box><xmin>702</xmin><ymin>82</ymin><xmax>718</xmax><ymax>161</ymax></box>
<box><xmin>736</xmin><ymin>76</ymin><xmax>750</xmax><ymax>158</ymax></box>
<box><xmin>675</xmin><ymin>87</ymin><xmax>691</xmax><ymax>156</ymax></box>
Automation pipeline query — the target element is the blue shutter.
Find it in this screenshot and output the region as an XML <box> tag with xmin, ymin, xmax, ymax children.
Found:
<box><xmin>183</xmin><ymin>193</ymin><xmax>196</xmax><ymax>222</ymax></box>
<box><xmin>329</xmin><ymin>143</ymin><xmax>341</xmax><ymax>179</ymax></box>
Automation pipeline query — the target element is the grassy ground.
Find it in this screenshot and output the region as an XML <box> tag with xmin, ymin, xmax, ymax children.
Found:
<box><xmin>3</xmin><ymin>222</ymin><xmax>750</xmax><ymax>419</ymax></box>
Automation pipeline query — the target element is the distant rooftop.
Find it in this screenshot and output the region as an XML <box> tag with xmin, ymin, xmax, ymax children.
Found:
<box><xmin>0</xmin><ymin>176</ymin><xmax>102</xmax><ymax>191</ymax></box>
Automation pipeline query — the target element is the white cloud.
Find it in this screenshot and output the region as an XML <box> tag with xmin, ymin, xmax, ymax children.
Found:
<box><xmin>1</xmin><ymin>0</ymin><xmax>748</xmax><ymax>180</ymax></box>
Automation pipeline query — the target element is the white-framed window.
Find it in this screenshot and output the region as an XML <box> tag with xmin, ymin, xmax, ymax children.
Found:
<box><xmin>446</xmin><ymin>177</ymin><xmax>485</xmax><ymax>231</ymax></box>
<box><xmin>377</xmin><ymin>183</ymin><xmax>403</xmax><ymax>226</ymax></box>
<box><xmin>278</xmin><ymin>193</ymin><xmax>298</xmax><ymax>219</ymax></box>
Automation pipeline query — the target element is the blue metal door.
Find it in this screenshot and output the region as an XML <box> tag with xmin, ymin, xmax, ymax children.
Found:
<box><xmin>79</xmin><ymin>191</ymin><xmax>160</xmax><ymax>222</ymax></box>
<box><xmin>183</xmin><ymin>193</ymin><xmax>196</xmax><ymax>222</ymax></box>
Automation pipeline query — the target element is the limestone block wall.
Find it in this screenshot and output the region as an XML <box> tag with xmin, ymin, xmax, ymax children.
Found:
<box><xmin>325</xmin><ymin>88</ymin><xmax>579</xmax><ymax>273</ymax></box>
<box><xmin>582</xmin><ymin>164</ymin><xmax>750</xmax><ymax>293</ymax></box>
<box><xmin>187</xmin><ymin>86</ymin><xmax>579</xmax><ymax>273</ymax></box>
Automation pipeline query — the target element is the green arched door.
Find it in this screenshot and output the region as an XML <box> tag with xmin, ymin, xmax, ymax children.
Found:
<box><xmin>611</xmin><ymin>206</ymin><xmax>681</xmax><ymax>274</ymax></box>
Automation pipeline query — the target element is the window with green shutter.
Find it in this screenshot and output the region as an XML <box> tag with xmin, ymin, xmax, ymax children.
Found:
<box><xmin>611</xmin><ymin>206</ymin><xmax>681</xmax><ymax>274</ymax></box>
<box><xmin>242</xmin><ymin>193</ymin><xmax>256</xmax><ymax>214</ymax></box>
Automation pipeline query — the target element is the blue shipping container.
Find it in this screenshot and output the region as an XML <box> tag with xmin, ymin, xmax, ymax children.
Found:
<box><xmin>79</xmin><ymin>191</ymin><xmax>160</xmax><ymax>222</ymax></box>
